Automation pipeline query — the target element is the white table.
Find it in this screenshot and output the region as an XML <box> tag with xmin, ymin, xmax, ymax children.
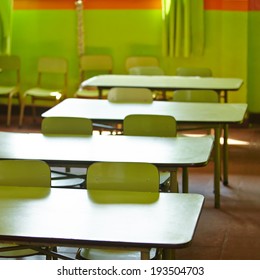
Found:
<box><xmin>0</xmin><ymin>131</ymin><xmax>213</xmax><ymax>194</ymax></box>
<box><xmin>81</xmin><ymin>74</ymin><xmax>243</xmax><ymax>101</ymax></box>
<box><xmin>80</xmin><ymin>74</ymin><xmax>244</xmax><ymax>185</ymax></box>
<box><xmin>0</xmin><ymin>187</ymin><xmax>204</xmax><ymax>260</ymax></box>
<box><xmin>42</xmin><ymin>98</ymin><xmax>247</xmax><ymax>208</ymax></box>
<box><xmin>81</xmin><ymin>74</ymin><xmax>244</xmax><ymax>174</ymax></box>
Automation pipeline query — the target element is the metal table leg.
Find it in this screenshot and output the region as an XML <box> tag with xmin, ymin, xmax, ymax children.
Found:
<box><xmin>214</xmin><ymin>125</ymin><xmax>221</xmax><ymax>208</ymax></box>
<box><xmin>223</xmin><ymin>124</ymin><xmax>229</xmax><ymax>185</ymax></box>
<box><xmin>169</xmin><ymin>170</ymin><xmax>179</xmax><ymax>193</ymax></box>
<box><xmin>182</xmin><ymin>167</ymin><xmax>189</xmax><ymax>193</ymax></box>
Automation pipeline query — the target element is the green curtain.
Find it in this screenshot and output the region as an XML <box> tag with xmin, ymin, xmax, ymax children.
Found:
<box><xmin>0</xmin><ymin>0</ymin><xmax>13</xmax><ymax>54</ymax></box>
<box><xmin>162</xmin><ymin>0</ymin><xmax>204</xmax><ymax>58</ymax></box>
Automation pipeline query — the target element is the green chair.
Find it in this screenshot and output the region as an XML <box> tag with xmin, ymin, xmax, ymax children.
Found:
<box><xmin>125</xmin><ymin>56</ymin><xmax>160</xmax><ymax>71</ymax></box>
<box><xmin>173</xmin><ymin>90</ymin><xmax>219</xmax><ymax>192</ymax></box>
<box><xmin>126</xmin><ymin>56</ymin><xmax>165</xmax><ymax>100</ymax></box>
<box><xmin>175</xmin><ymin>66</ymin><xmax>217</xmax><ymax>131</ymax></box>
<box><xmin>128</xmin><ymin>66</ymin><xmax>166</xmax><ymax>100</ymax></box>
<box><xmin>128</xmin><ymin>66</ymin><xmax>164</xmax><ymax>76</ymax></box>
<box><xmin>76</xmin><ymin>162</ymin><xmax>160</xmax><ymax>260</ymax></box>
<box><xmin>124</xmin><ymin>114</ymin><xmax>176</xmax><ymax>137</ymax></box>
<box><xmin>19</xmin><ymin>56</ymin><xmax>68</xmax><ymax>127</ymax></box>
<box><xmin>41</xmin><ymin>117</ymin><xmax>93</xmax><ymax>188</ymax></box>
<box><xmin>0</xmin><ymin>159</ymin><xmax>51</xmax><ymax>259</ymax></box>
<box><xmin>74</xmin><ymin>55</ymin><xmax>112</xmax><ymax>134</ymax></box>
<box><xmin>74</xmin><ymin>54</ymin><xmax>113</xmax><ymax>99</ymax></box>
<box><xmin>94</xmin><ymin>87</ymin><xmax>154</xmax><ymax>134</ymax></box>
<box><xmin>173</xmin><ymin>89</ymin><xmax>219</xmax><ymax>132</ymax></box>
<box><xmin>41</xmin><ymin>116</ymin><xmax>93</xmax><ymax>135</ymax></box>
<box><xmin>123</xmin><ymin>114</ymin><xmax>177</xmax><ymax>191</ymax></box>
<box><xmin>174</xmin><ymin>89</ymin><xmax>219</xmax><ymax>103</ymax></box>
<box><xmin>108</xmin><ymin>87</ymin><xmax>153</xmax><ymax>103</ymax></box>
<box><xmin>0</xmin><ymin>55</ymin><xmax>21</xmax><ymax>126</ymax></box>
<box><xmin>176</xmin><ymin>67</ymin><xmax>212</xmax><ymax>77</ymax></box>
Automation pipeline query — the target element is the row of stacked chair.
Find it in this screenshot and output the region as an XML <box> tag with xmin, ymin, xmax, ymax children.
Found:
<box><xmin>0</xmin><ymin>54</ymin><xmax>213</xmax><ymax>126</ymax></box>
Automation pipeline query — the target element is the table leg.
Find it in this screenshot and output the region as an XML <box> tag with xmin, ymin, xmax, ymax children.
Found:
<box><xmin>162</xmin><ymin>249</ymin><xmax>176</xmax><ymax>260</ymax></box>
<box><xmin>169</xmin><ymin>170</ymin><xmax>179</xmax><ymax>193</ymax></box>
<box><xmin>214</xmin><ymin>125</ymin><xmax>221</xmax><ymax>208</ymax></box>
<box><xmin>98</xmin><ymin>88</ymin><xmax>103</xmax><ymax>99</ymax></box>
<box><xmin>223</xmin><ymin>90</ymin><xmax>228</xmax><ymax>103</ymax></box>
<box><xmin>141</xmin><ymin>249</ymin><xmax>150</xmax><ymax>260</ymax></box>
<box><xmin>223</xmin><ymin>124</ymin><xmax>229</xmax><ymax>185</ymax></box>
<box><xmin>182</xmin><ymin>167</ymin><xmax>189</xmax><ymax>193</ymax></box>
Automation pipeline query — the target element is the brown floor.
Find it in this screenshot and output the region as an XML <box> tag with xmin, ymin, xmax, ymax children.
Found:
<box><xmin>1</xmin><ymin>114</ymin><xmax>260</xmax><ymax>260</ymax></box>
<box><xmin>177</xmin><ymin>124</ymin><xmax>260</xmax><ymax>260</ymax></box>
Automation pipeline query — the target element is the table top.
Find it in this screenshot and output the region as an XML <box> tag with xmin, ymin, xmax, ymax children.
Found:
<box><xmin>0</xmin><ymin>186</ymin><xmax>204</xmax><ymax>249</ymax></box>
<box><xmin>42</xmin><ymin>98</ymin><xmax>247</xmax><ymax>124</ymax></box>
<box><xmin>0</xmin><ymin>132</ymin><xmax>213</xmax><ymax>168</ymax></box>
<box><xmin>81</xmin><ymin>74</ymin><xmax>244</xmax><ymax>91</ymax></box>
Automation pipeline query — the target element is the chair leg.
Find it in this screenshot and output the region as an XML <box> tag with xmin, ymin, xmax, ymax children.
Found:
<box><xmin>32</xmin><ymin>98</ymin><xmax>37</xmax><ymax>122</ymax></box>
<box><xmin>7</xmin><ymin>95</ymin><xmax>12</xmax><ymax>127</ymax></box>
<box><xmin>19</xmin><ymin>100</ymin><xmax>25</xmax><ymax>127</ymax></box>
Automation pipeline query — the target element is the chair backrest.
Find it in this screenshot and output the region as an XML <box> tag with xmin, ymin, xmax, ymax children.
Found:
<box><xmin>125</xmin><ymin>56</ymin><xmax>160</xmax><ymax>71</ymax></box>
<box><xmin>38</xmin><ymin>56</ymin><xmax>68</xmax><ymax>74</ymax></box>
<box><xmin>173</xmin><ymin>90</ymin><xmax>219</xmax><ymax>103</ymax></box>
<box><xmin>0</xmin><ymin>55</ymin><xmax>20</xmax><ymax>84</ymax></box>
<box><xmin>128</xmin><ymin>66</ymin><xmax>164</xmax><ymax>76</ymax></box>
<box><xmin>41</xmin><ymin>117</ymin><xmax>93</xmax><ymax>135</ymax></box>
<box><xmin>79</xmin><ymin>54</ymin><xmax>113</xmax><ymax>81</ymax></box>
<box><xmin>124</xmin><ymin>114</ymin><xmax>177</xmax><ymax>137</ymax></box>
<box><xmin>0</xmin><ymin>160</ymin><xmax>51</xmax><ymax>187</ymax></box>
<box><xmin>37</xmin><ymin>56</ymin><xmax>68</xmax><ymax>90</ymax></box>
<box><xmin>176</xmin><ymin>67</ymin><xmax>212</xmax><ymax>77</ymax></box>
<box><xmin>107</xmin><ymin>87</ymin><xmax>153</xmax><ymax>103</ymax></box>
<box><xmin>87</xmin><ymin>162</ymin><xmax>159</xmax><ymax>192</ymax></box>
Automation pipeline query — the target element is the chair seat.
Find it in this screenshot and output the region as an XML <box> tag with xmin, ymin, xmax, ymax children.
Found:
<box><xmin>159</xmin><ymin>172</ymin><xmax>170</xmax><ymax>184</ymax></box>
<box><xmin>129</xmin><ymin>66</ymin><xmax>164</xmax><ymax>75</ymax></box>
<box><xmin>51</xmin><ymin>177</ymin><xmax>85</xmax><ymax>188</ymax></box>
<box><xmin>25</xmin><ymin>87</ymin><xmax>62</xmax><ymax>99</ymax></box>
<box><xmin>75</xmin><ymin>88</ymin><xmax>99</xmax><ymax>98</ymax></box>
<box><xmin>77</xmin><ymin>248</ymin><xmax>157</xmax><ymax>260</ymax></box>
<box><xmin>75</xmin><ymin>88</ymin><xmax>108</xmax><ymax>99</ymax></box>
<box><xmin>0</xmin><ymin>86</ymin><xmax>17</xmax><ymax>94</ymax></box>
<box><xmin>0</xmin><ymin>245</ymin><xmax>39</xmax><ymax>258</ymax></box>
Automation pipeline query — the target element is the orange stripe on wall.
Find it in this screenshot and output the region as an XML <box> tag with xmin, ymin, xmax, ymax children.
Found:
<box><xmin>14</xmin><ymin>0</ymin><xmax>161</xmax><ymax>10</ymax></box>
<box><xmin>249</xmin><ymin>0</ymin><xmax>260</xmax><ymax>10</ymax></box>
<box><xmin>86</xmin><ymin>0</ymin><xmax>161</xmax><ymax>9</ymax></box>
<box><xmin>14</xmin><ymin>0</ymin><xmax>258</xmax><ymax>11</ymax></box>
<box><xmin>205</xmin><ymin>0</ymin><xmax>249</xmax><ymax>11</ymax></box>
<box><xmin>14</xmin><ymin>0</ymin><xmax>73</xmax><ymax>10</ymax></box>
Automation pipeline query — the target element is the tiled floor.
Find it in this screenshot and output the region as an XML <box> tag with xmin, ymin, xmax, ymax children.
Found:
<box><xmin>1</xmin><ymin>115</ymin><xmax>260</xmax><ymax>260</ymax></box>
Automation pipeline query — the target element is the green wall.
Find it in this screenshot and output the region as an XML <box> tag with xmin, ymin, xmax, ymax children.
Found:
<box><xmin>164</xmin><ymin>10</ymin><xmax>248</xmax><ymax>103</ymax></box>
<box><xmin>12</xmin><ymin>10</ymin><xmax>78</xmax><ymax>93</ymax></box>
<box><xmin>11</xmin><ymin>8</ymin><xmax>248</xmax><ymax>105</ymax></box>
<box><xmin>248</xmin><ymin>11</ymin><xmax>260</xmax><ymax>113</ymax></box>
<box><xmin>11</xmin><ymin>10</ymin><xmax>163</xmax><ymax>96</ymax></box>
